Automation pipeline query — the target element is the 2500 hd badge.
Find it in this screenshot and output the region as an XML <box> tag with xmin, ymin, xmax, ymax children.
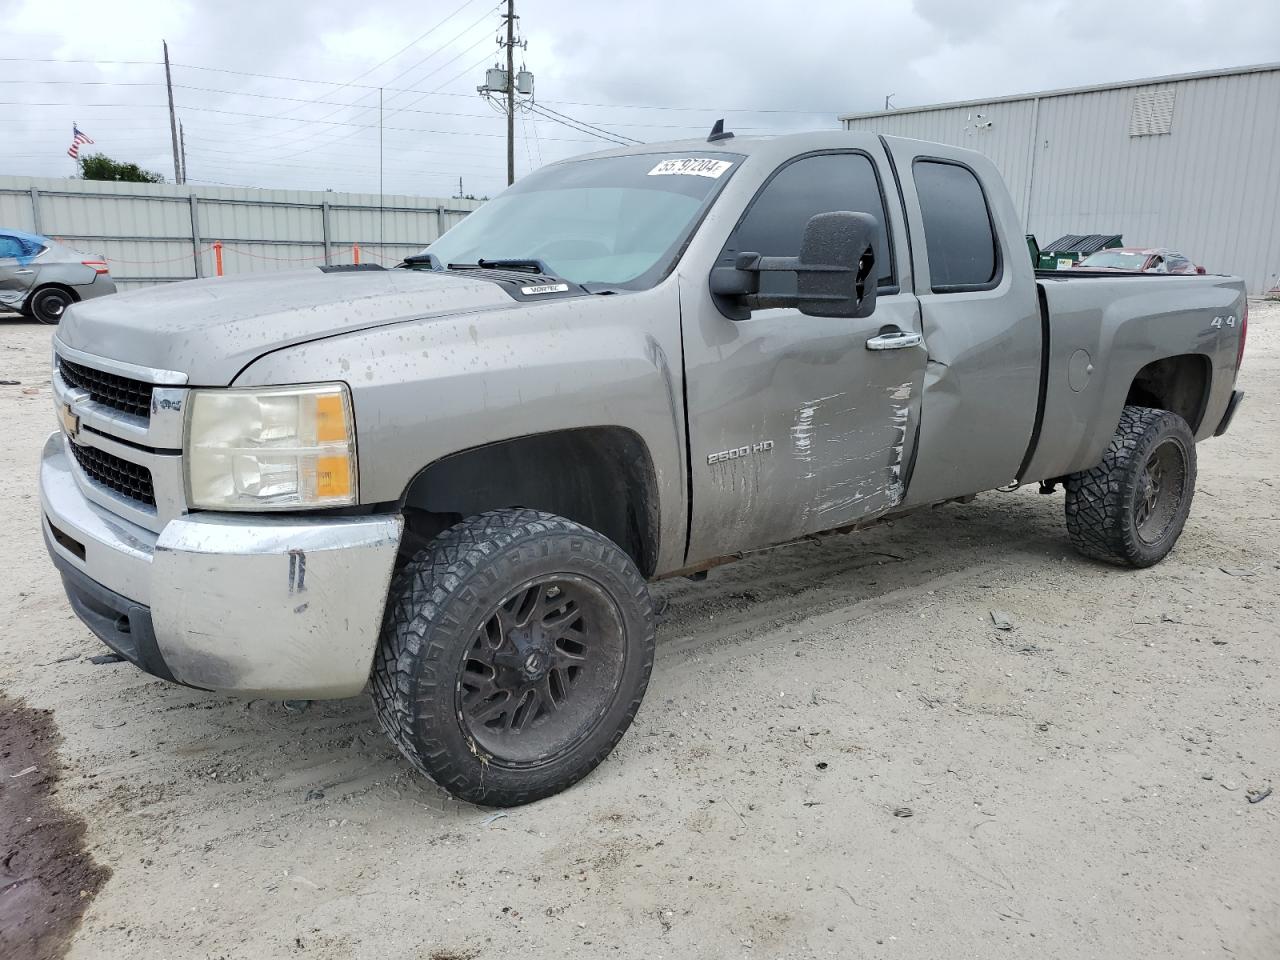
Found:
<box><xmin>708</xmin><ymin>440</ymin><xmax>775</xmax><ymax>464</ymax></box>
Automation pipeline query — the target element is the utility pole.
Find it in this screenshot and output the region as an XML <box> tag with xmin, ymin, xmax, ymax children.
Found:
<box><xmin>378</xmin><ymin>87</ymin><xmax>384</xmax><ymax>250</ymax></box>
<box><xmin>505</xmin><ymin>0</ymin><xmax>516</xmax><ymax>186</ymax></box>
<box><xmin>477</xmin><ymin>2</ymin><xmax>531</xmax><ymax>186</ymax></box>
<box><xmin>179</xmin><ymin>120</ymin><xmax>187</xmax><ymax>185</ymax></box>
<box><xmin>163</xmin><ymin>41</ymin><xmax>181</xmax><ymax>184</ymax></box>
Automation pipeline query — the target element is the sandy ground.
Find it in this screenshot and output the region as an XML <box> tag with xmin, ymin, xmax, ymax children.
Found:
<box><xmin>1</xmin><ymin>302</ymin><xmax>1277</xmax><ymax>960</ymax></box>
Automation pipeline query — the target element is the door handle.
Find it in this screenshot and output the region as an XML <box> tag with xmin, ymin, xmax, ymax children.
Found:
<box><xmin>15</xmin><ymin>269</ymin><xmax>34</xmax><ymax>275</ymax></box>
<box><xmin>866</xmin><ymin>329</ymin><xmax>922</xmax><ymax>351</ymax></box>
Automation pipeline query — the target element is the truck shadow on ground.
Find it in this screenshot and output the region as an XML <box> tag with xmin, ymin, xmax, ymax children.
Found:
<box><xmin>68</xmin><ymin>489</ymin><xmax>1074</xmax><ymax>824</ymax></box>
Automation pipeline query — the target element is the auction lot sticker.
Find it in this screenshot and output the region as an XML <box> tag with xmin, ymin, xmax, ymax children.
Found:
<box><xmin>648</xmin><ymin>158</ymin><xmax>733</xmax><ymax>178</ymax></box>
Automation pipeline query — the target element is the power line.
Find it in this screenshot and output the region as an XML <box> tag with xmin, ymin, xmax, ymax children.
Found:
<box><xmin>256</xmin><ymin>48</ymin><xmax>497</xmax><ymax>162</ymax></box>
<box><xmin>230</xmin><ymin>24</ymin><xmax>497</xmax><ymax>160</ymax></box>
<box><xmin>0</xmin><ymin>80</ymin><xmax>760</xmax><ymax>131</ymax></box>
<box><xmin>526</xmin><ymin>103</ymin><xmax>630</xmax><ymax>146</ymax></box>
<box><xmin>0</xmin><ymin>57</ymin><xmax>159</xmax><ymax>66</ymax></box>
<box><xmin>172</xmin><ymin>83</ymin><xmax>494</xmax><ymax>119</ymax></box>
<box><xmin>172</xmin><ymin>62</ymin><xmax>477</xmax><ymax>95</ymax></box>
<box><xmin>531</xmin><ymin>102</ymin><xmax>642</xmax><ymax>144</ymax></box>
<box><xmin>0</xmin><ymin>79</ymin><xmax>163</xmax><ymax>87</ymax></box>
<box><xmin>1</xmin><ymin>54</ymin><xmax>837</xmax><ymax>115</ymax></box>
<box><xmin>526</xmin><ymin>102</ymin><xmax>544</xmax><ymax>167</ymax></box>
<box><xmin>541</xmin><ymin>96</ymin><xmax>834</xmax><ymax>116</ymax></box>
<box><xmin>325</xmin><ymin>0</ymin><xmax>485</xmax><ymax>93</ymax></box>
<box><xmin>209</xmin><ymin>2</ymin><xmax>494</xmax><ymax>142</ymax></box>
<box><xmin>201</xmin><ymin>0</ymin><xmax>487</xmax><ymax>132</ymax></box>
<box><xmin>365</xmin><ymin>4</ymin><xmax>499</xmax><ymax>99</ymax></box>
<box><xmin>0</xmin><ymin>99</ymin><xmax>612</xmax><ymax>143</ymax></box>
<box><xmin>366</xmin><ymin>35</ymin><xmax>495</xmax><ymax>120</ymax></box>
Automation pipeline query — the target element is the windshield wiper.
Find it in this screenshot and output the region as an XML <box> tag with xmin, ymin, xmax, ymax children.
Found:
<box><xmin>447</xmin><ymin>257</ymin><xmax>560</xmax><ymax>278</ymax></box>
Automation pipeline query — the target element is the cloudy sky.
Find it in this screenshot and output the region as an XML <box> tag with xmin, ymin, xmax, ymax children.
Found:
<box><xmin>2</xmin><ymin>0</ymin><xmax>1276</xmax><ymax>199</ymax></box>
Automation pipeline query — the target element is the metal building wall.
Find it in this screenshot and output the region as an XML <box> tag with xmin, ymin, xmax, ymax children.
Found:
<box><xmin>843</xmin><ymin>97</ymin><xmax>1042</xmax><ymax>226</ymax></box>
<box><xmin>842</xmin><ymin>65</ymin><xmax>1280</xmax><ymax>293</ymax></box>
<box><xmin>0</xmin><ymin>176</ymin><xmax>482</xmax><ymax>289</ymax></box>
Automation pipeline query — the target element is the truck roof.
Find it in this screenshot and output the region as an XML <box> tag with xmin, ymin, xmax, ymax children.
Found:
<box><xmin>562</xmin><ymin>129</ymin><xmax>988</xmax><ymax>167</ymax></box>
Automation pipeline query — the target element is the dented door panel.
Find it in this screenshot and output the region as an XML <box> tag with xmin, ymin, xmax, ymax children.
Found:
<box><xmin>881</xmin><ymin>136</ymin><xmax>1043</xmax><ymax>506</ymax></box>
<box><xmin>681</xmin><ymin>288</ymin><xmax>927</xmax><ymax>564</ymax></box>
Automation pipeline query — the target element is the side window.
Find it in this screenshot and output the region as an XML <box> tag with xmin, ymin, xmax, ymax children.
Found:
<box><xmin>912</xmin><ymin>160</ymin><xmax>999</xmax><ymax>291</ymax></box>
<box><xmin>723</xmin><ymin>152</ymin><xmax>894</xmax><ymax>296</ymax></box>
<box><xmin>0</xmin><ymin>236</ymin><xmax>23</xmax><ymax>260</ymax></box>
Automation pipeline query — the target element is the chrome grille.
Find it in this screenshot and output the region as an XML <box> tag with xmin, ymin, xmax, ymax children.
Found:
<box><xmin>69</xmin><ymin>440</ymin><xmax>157</xmax><ymax>508</ymax></box>
<box><xmin>58</xmin><ymin>357</ymin><xmax>153</xmax><ymax>420</ymax></box>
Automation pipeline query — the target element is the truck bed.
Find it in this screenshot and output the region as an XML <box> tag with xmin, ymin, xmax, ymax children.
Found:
<box><xmin>1019</xmin><ymin>272</ymin><xmax>1247</xmax><ymax>483</ymax></box>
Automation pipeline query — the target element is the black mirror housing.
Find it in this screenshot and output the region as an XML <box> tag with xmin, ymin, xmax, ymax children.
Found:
<box><xmin>709</xmin><ymin>211</ymin><xmax>880</xmax><ymax>320</ymax></box>
<box><xmin>794</xmin><ymin>212</ymin><xmax>878</xmax><ymax>318</ymax></box>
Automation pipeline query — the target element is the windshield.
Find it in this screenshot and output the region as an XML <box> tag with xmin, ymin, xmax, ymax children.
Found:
<box><xmin>1078</xmin><ymin>251</ymin><xmax>1149</xmax><ymax>269</ymax></box>
<box><xmin>422</xmin><ymin>152</ymin><xmax>741</xmax><ymax>288</ymax></box>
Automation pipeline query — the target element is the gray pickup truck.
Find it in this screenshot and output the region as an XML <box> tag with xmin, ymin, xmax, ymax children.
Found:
<box><xmin>40</xmin><ymin>130</ymin><xmax>1247</xmax><ymax>806</ymax></box>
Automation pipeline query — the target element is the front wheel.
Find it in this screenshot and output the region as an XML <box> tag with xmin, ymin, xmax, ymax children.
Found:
<box><xmin>1064</xmin><ymin>405</ymin><xmax>1197</xmax><ymax>567</ymax></box>
<box><xmin>26</xmin><ymin>286</ymin><xmax>75</xmax><ymax>325</ymax></box>
<box><xmin>370</xmin><ymin>509</ymin><xmax>656</xmax><ymax>806</ymax></box>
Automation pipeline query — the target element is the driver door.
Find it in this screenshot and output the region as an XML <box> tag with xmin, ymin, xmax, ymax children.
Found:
<box><xmin>679</xmin><ymin>148</ymin><xmax>928</xmax><ymax>566</ymax></box>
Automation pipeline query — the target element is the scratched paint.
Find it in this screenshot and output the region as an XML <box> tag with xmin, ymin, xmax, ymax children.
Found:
<box><xmin>707</xmin><ymin>433</ymin><xmax>765</xmax><ymax>526</ymax></box>
<box><xmin>792</xmin><ymin>381</ymin><xmax>916</xmax><ymax>526</ymax></box>
<box><xmin>288</xmin><ymin>548</ymin><xmax>307</xmax><ymax>594</ymax></box>
<box><xmin>884</xmin><ymin>378</ymin><xmax>915</xmax><ymax>506</ymax></box>
<box><xmin>790</xmin><ymin>392</ymin><xmax>844</xmax><ymax>481</ymax></box>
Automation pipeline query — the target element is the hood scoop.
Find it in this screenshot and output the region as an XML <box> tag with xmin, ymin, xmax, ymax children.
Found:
<box><xmin>317</xmin><ymin>263</ymin><xmax>386</xmax><ymax>274</ymax></box>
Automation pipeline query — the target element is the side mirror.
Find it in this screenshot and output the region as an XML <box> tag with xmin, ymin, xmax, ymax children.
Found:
<box><xmin>709</xmin><ymin>211</ymin><xmax>880</xmax><ymax>320</ymax></box>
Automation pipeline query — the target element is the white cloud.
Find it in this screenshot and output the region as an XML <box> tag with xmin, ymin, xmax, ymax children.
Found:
<box><xmin>0</xmin><ymin>0</ymin><xmax>1273</xmax><ymax>198</ymax></box>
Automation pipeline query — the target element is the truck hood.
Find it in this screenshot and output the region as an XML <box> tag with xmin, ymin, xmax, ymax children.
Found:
<box><xmin>56</xmin><ymin>268</ymin><xmax>518</xmax><ymax>385</ymax></box>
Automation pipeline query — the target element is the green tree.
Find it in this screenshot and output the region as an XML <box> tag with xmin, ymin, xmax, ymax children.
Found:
<box><xmin>77</xmin><ymin>153</ymin><xmax>165</xmax><ymax>184</ymax></box>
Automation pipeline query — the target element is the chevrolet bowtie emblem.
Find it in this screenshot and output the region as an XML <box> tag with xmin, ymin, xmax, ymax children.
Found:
<box><xmin>58</xmin><ymin>403</ymin><xmax>81</xmax><ymax>443</ymax></box>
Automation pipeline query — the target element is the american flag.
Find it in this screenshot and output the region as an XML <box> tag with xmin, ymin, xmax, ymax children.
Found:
<box><xmin>67</xmin><ymin>125</ymin><xmax>94</xmax><ymax>159</ymax></box>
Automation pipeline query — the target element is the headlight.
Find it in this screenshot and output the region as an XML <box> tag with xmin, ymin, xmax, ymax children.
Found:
<box><xmin>186</xmin><ymin>384</ymin><xmax>357</xmax><ymax>510</ymax></box>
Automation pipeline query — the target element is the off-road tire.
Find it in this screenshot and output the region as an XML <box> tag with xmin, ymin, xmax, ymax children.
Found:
<box><xmin>1064</xmin><ymin>405</ymin><xmax>1196</xmax><ymax>567</ymax></box>
<box><xmin>370</xmin><ymin>509</ymin><xmax>656</xmax><ymax>806</ymax></box>
<box><xmin>26</xmin><ymin>286</ymin><xmax>75</xmax><ymax>325</ymax></box>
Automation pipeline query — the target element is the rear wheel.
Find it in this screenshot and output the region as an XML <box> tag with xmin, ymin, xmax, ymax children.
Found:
<box><xmin>1064</xmin><ymin>405</ymin><xmax>1196</xmax><ymax>567</ymax></box>
<box><xmin>370</xmin><ymin>509</ymin><xmax>656</xmax><ymax>806</ymax></box>
<box><xmin>26</xmin><ymin>286</ymin><xmax>75</xmax><ymax>325</ymax></box>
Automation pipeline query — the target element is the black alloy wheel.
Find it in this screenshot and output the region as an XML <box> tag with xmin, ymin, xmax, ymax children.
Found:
<box><xmin>370</xmin><ymin>509</ymin><xmax>656</xmax><ymax>806</ymax></box>
<box><xmin>1064</xmin><ymin>405</ymin><xmax>1197</xmax><ymax>567</ymax></box>
<box><xmin>459</xmin><ymin>574</ymin><xmax>626</xmax><ymax>766</ymax></box>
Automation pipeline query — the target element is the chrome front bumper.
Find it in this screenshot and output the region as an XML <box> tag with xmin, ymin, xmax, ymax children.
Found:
<box><xmin>40</xmin><ymin>432</ymin><xmax>403</xmax><ymax>698</ymax></box>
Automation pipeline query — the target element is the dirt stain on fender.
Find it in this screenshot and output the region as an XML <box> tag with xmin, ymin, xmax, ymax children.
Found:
<box><xmin>0</xmin><ymin>694</ymin><xmax>110</xmax><ymax>960</ymax></box>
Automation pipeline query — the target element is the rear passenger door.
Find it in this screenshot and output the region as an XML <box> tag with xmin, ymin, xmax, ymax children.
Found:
<box><xmin>883</xmin><ymin>141</ymin><xmax>1044</xmax><ymax>506</ymax></box>
<box><xmin>681</xmin><ymin>147</ymin><xmax>928</xmax><ymax>564</ymax></box>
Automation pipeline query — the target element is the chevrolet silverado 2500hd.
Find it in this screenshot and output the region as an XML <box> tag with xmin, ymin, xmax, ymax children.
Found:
<box><xmin>40</xmin><ymin>131</ymin><xmax>1247</xmax><ymax>806</ymax></box>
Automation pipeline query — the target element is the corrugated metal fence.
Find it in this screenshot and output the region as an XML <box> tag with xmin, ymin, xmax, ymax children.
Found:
<box><xmin>0</xmin><ymin>176</ymin><xmax>482</xmax><ymax>288</ymax></box>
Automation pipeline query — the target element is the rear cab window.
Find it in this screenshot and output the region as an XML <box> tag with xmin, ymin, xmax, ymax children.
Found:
<box><xmin>912</xmin><ymin>159</ymin><xmax>1001</xmax><ymax>293</ymax></box>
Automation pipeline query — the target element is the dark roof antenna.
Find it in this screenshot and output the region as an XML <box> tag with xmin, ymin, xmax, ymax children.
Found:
<box><xmin>707</xmin><ymin>118</ymin><xmax>734</xmax><ymax>142</ymax></box>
